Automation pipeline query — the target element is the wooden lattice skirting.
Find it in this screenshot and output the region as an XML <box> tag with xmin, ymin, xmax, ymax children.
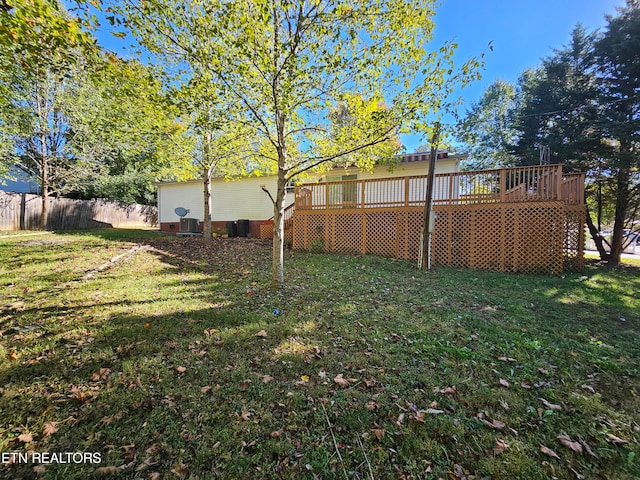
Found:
<box><xmin>292</xmin><ymin>202</ymin><xmax>585</xmax><ymax>275</ymax></box>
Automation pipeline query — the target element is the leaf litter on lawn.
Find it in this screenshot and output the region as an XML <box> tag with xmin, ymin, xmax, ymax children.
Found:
<box><xmin>0</xmin><ymin>231</ymin><xmax>639</xmax><ymax>479</ymax></box>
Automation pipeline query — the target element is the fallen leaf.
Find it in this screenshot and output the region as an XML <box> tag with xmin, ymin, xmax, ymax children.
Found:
<box><xmin>366</xmin><ymin>400</ymin><xmax>380</xmax><ymax>411</ymax></box>
<box><xmin>606</xmin><ymin>433</ymin><xmax>628</xmax><ymax>445</ymax></box>
<box><xmin>411</xmin><ymin>410</ymin><xmax>426</xmax><ymax>422</ymax></box>
<box><xmin>262</xmin><ymin>375</ymin><xmax>274</xmax><ymax>383</ymax></box>
<box><xmin>557</xmin><ymin>434</ymin><xmax>583</xmax><ymax>453</ymax></box>
<box><xmin>433</xmin><ymin>385</ymin><xmax>458</xmax><ymax>395</ymax></box>
<box><xmin>540</xmin><ymin>398</ymin><xmax>562</xmax><ymax>411</ymax></box>
<box><xmin>521</xmin><ymin>382</ymin><xmax>532</xmax><ymax>389</ymax></box>
<box><xmin>363</xmin><ymin>377</ymin><xmax>376</xmax><ymax>388</ymax></box>
<box><xmin>538</xmin><ymin>368</ymin><xmax>549</xmax><ymax>375</ymax></box>
<box><xmin>94</xmin><ymin>466</ymin><xmax>120</xmax><ymax>476</ymax></box>
<box><xmin>569</xmin><ymin>467</ymin><xmax>585</xmax><ymax>479</ymax></box>
<box><xmin>91</xmin><ymin>368</ymin><xmax>112</xmax><ymax>382</ymax></box>
<box><xmin>581</xmin><ymin>384</ymin><xmax>596</xmax><ymax>394</ymax></box>
<box><xmin>499</xmin><ymin>379</ymin><xmax>510</xmax><ymax>388</ymax></box>
<box><xmin>239</xmin><ymin>409</ymin><xmax>251</xmax><ymax>421</ymax></box>
<box><xmin>270</xmin><ymin>430</ymin><xmax>282</xmax><ymax>438</ymax></box>
<box><xmin>171</xmin><ymin>462</ymin><xmax>189</xmax><ymax>479</ymax></box>
<box><xmin>396</xmin><ymin>412</ymin><xmax>405</xmax><ymax>426</ymax></box>
<box><xmin>425</xmin><ymin>408</ymin><xmax>444</xmax><ymax>415</ymax></box>
<box><xmin>175</xmin><ymin>366</ymin><xmax>187</xmax><ymax>374</ymax></box>
<box><xmin>483</xmin><ymin>419</ymin><xmax>506</xmax><ymax>430</ymax></box>
<box><xmin>42</xmin><ymin>422</ymin><xmax>58</xmax><ymax>437</ymax></box>
<box><xmin>494</xmin><ymin>438</ymin><xmax>509</xmax><ymax>455</ymax></box>
<box><xmin>8</xmin><ymin>350</ymin><xmax>18</xmax><ymax>361</ymax></box>
<box><xmin>18</xmin><ymin>432</ymin><xmax>33</xmax><ymax>443</ymax></box>
<box><xmin>371</xmin><ymin>428</ymin><xmax>385</xmax><ymax>440</ymax></box>
<box><xmin>580</xmin><ymin>439</ymin><xmax>596</xmax><ymax>457</ymax></box>
<box><xmin>255</xmin><ymin>330</ymin><xmax>268</xmax><ymax>338</ymax></box>
<box><xmin>540</xmin><ymin>444</ymin><xmax>561</xmax><ymax>459</ymax></box>
<box><xmin>238</xmin><ymin>379</ymin><xmax>251</xmax><ymax>391</ymax></box>
<box><xmin>32</xmin><ymin>465</ymin><xmax>46</xmax><ymax>476</ymax></box>
<box><xmin>201</xmin><ymin>385</ymin><xmax>212</xmax><ymax>394</ymax></box>
<box><xmin>334</xmin><ymin>374</ymin><xmax>350</xmax><ymax>387</ymax></box>
<box><xmin>149</xmin><ymin>473</ymin><xmax>160</xmax><ymax>480</ymax></box>
<box><xmin>300</xmin><ymin>375</ymin><xmax>310</xmax><ymax>383</ymax></box>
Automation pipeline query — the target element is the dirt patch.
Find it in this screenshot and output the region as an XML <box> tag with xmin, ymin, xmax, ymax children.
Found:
<box><xmin>18</xmin><ymin>239</ymin><xmax>74</xmax><ymax>247</ymax></box>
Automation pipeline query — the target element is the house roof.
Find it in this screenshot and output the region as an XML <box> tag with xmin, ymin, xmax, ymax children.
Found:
<box><xmin>155</xmin><ymin>151</ymin><xmax>468</xmax><ymax>187</ymax></box>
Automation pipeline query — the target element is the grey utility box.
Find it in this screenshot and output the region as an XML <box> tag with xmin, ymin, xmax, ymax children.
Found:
<box><xmin>180</xmin><ymin>218</ymin><xmax>199</xmax><ymax>233</ymax></box>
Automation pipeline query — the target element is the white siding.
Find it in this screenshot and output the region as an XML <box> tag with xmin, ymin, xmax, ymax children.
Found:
<box><xmin>158</xmin><ymin>176</ymin><xmax>294</xmax><ymax>223</ymax></box>
<box><xmin>158</xmin><ymin>158</ymin><xmax>461</xmax><ymax>222</ymax></box>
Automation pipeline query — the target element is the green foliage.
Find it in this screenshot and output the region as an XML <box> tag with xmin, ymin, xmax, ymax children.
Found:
<box><xmin>0</xmin><ymin>0</ymin><xmax>98</xmax><ymax>76</ymax></box>
<box><xmin>67</xmin><ymin>56</ymin><xmax>196</xmax><ymax>203</ymax></box>
<box><xmin>456</xmin><ymin>79</ymin><xmax>520</xmax><ymax>169</ymax></box>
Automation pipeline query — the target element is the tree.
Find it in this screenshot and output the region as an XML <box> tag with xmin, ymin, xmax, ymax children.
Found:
<box><xmin>592</xmin><ymin>0</ymin><xmax>640</xmax><ymax>265</ymax></box>
<box><xmin>67</xmin><ymin>56</ymin><xmax>194</xmax><ymax>204</ymax></box>
<box><xmin>514</xmin><ymin>11</ymin><xmax>639</xmax><ymax>266</ymax></box>
<box><xmin>0</xmin><ymin>0</ymin><xmax>96</xmax><ymax>227</ymax></box>
<box><xmin>119</xmin><ymin>0</ymin><xmax>482</xmax><ymax>284</ymax></box>
<box><xmin>456</xmin><ymin>79</ymin><xmax>520</xmax><ymax>169</ymax></box>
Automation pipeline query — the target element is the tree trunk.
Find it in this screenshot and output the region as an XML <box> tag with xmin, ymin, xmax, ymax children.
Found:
<box><xmin>585</xmin><ymin>212</ymin><xmax>610</xmax><ymax>260</ymax></box>
<box><xmin>202</xmin><ymin>133</ymin><xmax>213</xmax><ymax>244</ymax></box>
<box><xmin>608</xmin><ymin>166</ymin><xmax>631</xmax><ymax>267</ymax></box>
<box><xmin>271</xmin><ymin>168</ymin><xmax>287</xmax><ymax>285</ymax></box>
<box><xmin>39</xmin><ymin>140</ymin><xmax>48</xmax><ymax>230</ymax></box>
<box><xmin>203</xmin><ymin>169</ymin><xmax>212</xmax><ymax>243</ymax></box>
<box><xmin>420</xmin><ymin>123</ymin><xmax>440</xmax><ymax>270</ymax></box>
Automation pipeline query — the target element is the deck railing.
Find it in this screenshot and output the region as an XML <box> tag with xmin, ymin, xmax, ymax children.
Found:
<box><xmin>295</xmin><ymin>164</ymin><xmax>585</xmax><ymax>210</ymax></box>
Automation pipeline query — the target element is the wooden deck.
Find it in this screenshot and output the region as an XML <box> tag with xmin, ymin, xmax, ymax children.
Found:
<box><xmin>289</xmin><ymin>164</ymin><xmax>586</xmax><ymax>274</ymax></box>
<box><xmin>294</xmin><ymin>164</ymin><xmax>585</xmax><ymax>210</ymax></box>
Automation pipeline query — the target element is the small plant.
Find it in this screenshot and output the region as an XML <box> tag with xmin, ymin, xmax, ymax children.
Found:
<box><xmin>309</xmin><ymin>237</ymin><xmax>324</xmax><ymax>253</ymax></box>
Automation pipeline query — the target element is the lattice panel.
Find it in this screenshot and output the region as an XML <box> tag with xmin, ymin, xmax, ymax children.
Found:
<box><xmin>473</xmin><ymin>207</ymin><xmax>504</xmax><ymax>270</ymax></box>
<box><xmin>514</xmin><ymin>203</ymin><xmax>564</xmax><ymax>274</ymax></box>
<box><xmin>293</xmin><ymin>201</ymin><xmax>583</xmax><ymax>274</ymax></box>
<box><xmin>563</xmin><ymin>205</ymin><xmax>586</xmax><ymax>272</ymax></box>
<box><xmin>433</xmin><ymin>202</ymin><xmax>568</xmax><ymax>274</ymax></box>
<box><xmin>260</xmin><ymin>224</ymin><xmax>274</xmax><ymax>239</ymax></box>
<box><xmin>402</xmin><ymin>210</ymin><xmax>424</xmax><ymax>261</ymax></box>
<box><xmin>293</xmin><ymin>213</ymin><xmax>326</xmax><ymax>251</ymax></box>
<box><xmin>332</xmin><ymin>212</ymin><xmax>364</xmax><ymax>254</ymax></box>
<box><xmin>365</xmin><ymin>210</ymin><xmax>400</xmax><ymax>258</ymax></box>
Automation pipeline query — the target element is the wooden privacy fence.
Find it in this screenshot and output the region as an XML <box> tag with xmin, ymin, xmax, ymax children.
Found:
<box><xmin>292</xmin><ymin>165</ymin><xmax>586</xmax><ymax>274</ymax></box>
<box><xmin>0</xmin><ymin>191</ymin><xmax>157</xmax><ymax>231</ymax></box>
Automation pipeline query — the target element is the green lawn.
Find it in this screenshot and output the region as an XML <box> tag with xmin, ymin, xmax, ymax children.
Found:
<box><xmin>1</xmin><ymin>230</ymin><xmax>638</xmax><ymax>479</ymax></box>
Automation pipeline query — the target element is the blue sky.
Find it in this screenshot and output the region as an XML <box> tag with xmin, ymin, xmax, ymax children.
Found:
<box><xmin>401</xmin><ymin>0</ymin><xmax>624</xmax><ymax>151</ymax></box>
<box><xmin>93</xmin><ymin>0</ymin><xmax>625</xmax><ymax>152</ymax></box>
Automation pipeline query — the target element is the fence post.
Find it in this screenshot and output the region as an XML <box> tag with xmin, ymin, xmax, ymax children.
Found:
<box><xmin>500</xmin><ymin>169</ymin><xmax>506</xmax><ymax>203</ymax></box>
<box><xmin>20</xmin><ymin>193</ymin><xmax>26</xmax><ymax>230</ymax></box>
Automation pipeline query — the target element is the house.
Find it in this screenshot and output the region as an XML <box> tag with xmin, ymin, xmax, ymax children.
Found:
<box><xmin>156</xmin><ymin>151</ymin><xmax>466</xmax><ymax>237</ymax></box>
<box><xmin>0</xmin><ymin>166</ymin><xmax>40</xmax><ymax>194</ymax></box>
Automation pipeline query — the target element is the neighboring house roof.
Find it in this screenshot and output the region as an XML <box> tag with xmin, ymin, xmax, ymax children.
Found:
<box><xmin>0</xmin><ymin>166</ymin><xmax>40</xmax><ymax>194</ymax></box>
